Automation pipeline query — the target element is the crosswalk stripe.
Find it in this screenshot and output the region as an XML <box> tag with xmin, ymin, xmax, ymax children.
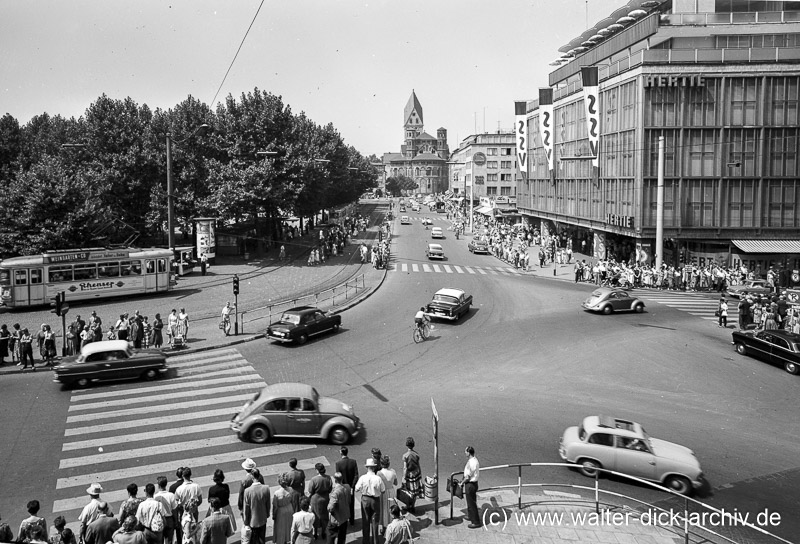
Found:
<box><xmin>432</xmin><ymin>264</ymin><xmax>442</xmax><ymax>273</ymax></box>
<box><xmin>62</xmin><ymin>421</ymin><xmax>232</xmax><ymax>451</ymax></box>
<box><xmin>55</xmin><ymin>443</ymin><xmax>318</xmax><ymax>489</ymax></box>
<box><xmin>68</xmin><ymin>373</ymin><xmax>263</xmax><ymax>402</ymax></box>
<box><xmin>412</xmin><ymin>264</ymin><xmax>419</xmax><ymax>272</ymax></box>
<box><xmin>66</xmin><ymin>393</ymin><xmax>255</xmax><ymax>424</ymax></box>
<box><xmin>454</xmin><ymin>266</ymin><xmax>464</xmax><ymax>273</ymax></box>
<box><xmin>422</xmin><ymin>264</ymin><xmax>432</xmax><ymax>272</ymax></box>
<box><xmin>477</xmin><ymin>268</ymin><xmax>487</xmax><ymax>275</ymax></box>
<box><xmin>66</xmin><ymin>407</ymin><xmax>241</xmax><ymax>437</ymax></box>
<box><xmin>168</xmin><ymin>348</ymin><xmax>240</xmax><ymax>363</ymax></box>
<box><xmin>68</xmin><ymin>382</ymin><xmax>266</xmax><ymax>412</ymax></box>
<box><xmin>401</xmin><ymin>263</ymin><xmax>408</xmax><ymax>272</ymax></box>
<box><xmin>443</xmin><ymin>265</ymin><xmax>453</xmax><ymax>273</ymax></box>
<box><xmin>173</xmin><ymin>360</ymin><xmax>254</xmax><ymax>376</ymax></box>
<box><xmin>60</xmin><ymin>435</ymin><xmax>244</xmax><ymax>469</ymax></box>
<box><xmin>169</xmin><ymin>353</ymin><xmax>245</xmax><ymax>368</ymax></box>
<box><xmin>465</xmin><ymin>267</ymin><xmax>476</xmax><ymax>274</ymax></box>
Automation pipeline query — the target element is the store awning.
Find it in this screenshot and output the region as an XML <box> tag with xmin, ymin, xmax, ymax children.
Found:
<box><xmin>449</xmin><ymin>196</ymin><xmax>464</xmax><ymax>202</ymax></box>
<box><xmin>732</xmin><ymin>240</ymin><xmax>800</xmax><ymax>253</ymax></box>
<box><xmin>475</xmin><ymin>206</ymin><xmax>493</xmax><ymax>215</ymax></box>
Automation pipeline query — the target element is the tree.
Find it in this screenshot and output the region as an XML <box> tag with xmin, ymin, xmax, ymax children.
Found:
<box><xmin>385</xmin><ymin>173</ymin><xmax>417</xmax><ymax>196</ymax></box>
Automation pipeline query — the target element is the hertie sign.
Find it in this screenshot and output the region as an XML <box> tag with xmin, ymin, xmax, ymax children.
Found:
<box><xmin>606</xmin><ymin>214</ymin><xmax>634</xmax><ymax>229</ymax></box>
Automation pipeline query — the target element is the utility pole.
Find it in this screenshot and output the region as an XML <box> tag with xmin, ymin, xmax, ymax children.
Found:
<box><xmin>655</xmin><ymin>136</ymin><xmax>665</xmax><ymax>269</ymax></box>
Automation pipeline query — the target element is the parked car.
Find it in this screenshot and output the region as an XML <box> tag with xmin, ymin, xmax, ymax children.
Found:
<box><xmin>399</xmin><ymin>205</ymin><xmax>407</xmax><ymax>212</ymax></box>
<box><xmin>267</xmin><ymin>306</ymin><xmax>341</xmax><ymax>345</ymax></box>
<box><xmin>559</xmin><ymin>415</ymin><xmax>706</xmax><ymax>495</ymax></box>
<box><xmin>727</xmin><ymin>279</ymin><xmax>773</xmax><ymax>299</ymax></box>
<box><xmin>468</xmin><ymin>237</ymin><xmax>489</xmax><ymax>254</ymax></box>
<box><xmin>421</xmin><ymin>217</ymin><xmax>433</xmax><ymax>226</ymax></box>
<box><xmin>400</xmin><ymin>215</ymin><xmax>410</xmax><ymax>224</ymax></box>
<box><xmin>53</xmin><ymin>340</ymin><xmax>168</xmax><ymax>388</ymax></box>
<box><xmin>582</xmin><ymin>287</ymin><xmax>645</xmax><ymax>314</ymax></box>
<box><xmin>425</xmin><ymin>287</ymin><xmax>472</xmax><ymax>321</ymax></box>
<box><xmin>230</xmin><ymin>382</ymin><xmax>360</xmax><ymax>445</ymax></box>
<box><xmin>431</xmin><ymin>227</ymin><xmax>444</xmax><ymax>238</ymax></box>
<box><xmin>426</xmin><ymin>243</ymin><xmax>445</xmax><ymax>260</ymax></box>
<box><xmin>731</xmin><ymin>329</ymin><xmax>800</xmax><ymax>375</ymax></box>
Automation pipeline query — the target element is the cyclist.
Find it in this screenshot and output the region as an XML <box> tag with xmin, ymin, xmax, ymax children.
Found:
<box><xmin>414</xmin><ymin>306</ymin><xmax>429</xmax><ymax>335</ymax></box>
<box><xmin>221</xmin><ymin>301</ymin><xmax>232</xmax><ymax>335</ymax></box>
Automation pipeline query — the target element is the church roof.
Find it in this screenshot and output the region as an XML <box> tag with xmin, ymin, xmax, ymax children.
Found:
<box><xmin>382</xmin><ymin>152</ymin><xmax>405</xmax><ymax>163</ymax></box>
<box><xmin>404</xmin><ymin>90</ymin><xmax>423</xmax><ymax>125</ymax></box>
<box><xmin>412</xmin><ymin>153</ymin><xmax>445</xmax><ymax>162</ymax></box>
<box><xmin>416</xmin><ymin>132</ymin><xmax>436</xmax><ymax>140</ymax></box>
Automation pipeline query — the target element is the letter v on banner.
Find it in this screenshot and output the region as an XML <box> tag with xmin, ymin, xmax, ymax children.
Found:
<box><xmin>538</xmin><ymin>88</ymin><xmax>554</xmax><ymax>182</ymax></box>
<box><xmin>581</xmin><ymin>67</ymin><xmax>600</xmax><ymax>181</ymax></box>
<box><xmin>514</xmin><ymin>101</ymin><xmax>528</xmax><ymax>180</ymax></box>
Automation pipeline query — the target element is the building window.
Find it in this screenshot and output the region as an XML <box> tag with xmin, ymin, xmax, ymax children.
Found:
<box><xmin>645</xmin><ymin>130</ymin><xmax>678</xmax><ymax>177</ymax></box>
<box><xmin>685</xmin><ymin>130</ymin><xmax>718</xmax><ymax>177</ymax></box>
<box><xmin>415</xmin><ymin>167</ymin><xmax>420</xmax><ymax>177</ymax></box>
<box><xmin>728</xmin><ymin>128</ymin><xmax>759</xmax><ymax>177</ymax></box>
<box><xmin>487</xmin><ymin>148</ymin><xmax>498</xmax><ymax>156</ymax></box>
<box><xmin>766</xmin><ymin>129</ymin><xmax>798</xmax><ymax>177</ymax></box>
<box><xmin>726</xmin><ymin>179</ymin><xmax>755</xmax><ymax>227</ymax></box>
<box><xmin>620</xmin><ymin>82</ymin><xmax>637</xmax><ymax>130</ymax></box>
<box><xmin>486</xmin><ymin>186</ymin><xmax>498</xmax><ymax>195</ymax></box>
<box><xmin>646</xmin><ymin>87</ymin><xmax>679</xmax><ymax>127</ymax></box>
<box><xmin>500</xmin><ymin>173</ymin><xmax>512</xmax><ymax>181</ymax></box>
<box><xmin>487</xmin><ymin>161</ymin><xmax>498</xmax><ymax>169</ymax></box>
<box><xmin>500</xmin><ymin>187</ymin><xmax>512</xmax><ymax>196</ymax></box>
<box><xmin>501</xmin><ymin>161</ymin><xmax>512</xmax><ymax>169</ymax></box>
<box><xmin>501</xmin><ymin>148</ymin><xmax>513</xmax><ymax>156</ymax></box>
<box><xmin>766</xmin><ymin>76</ymin><xmax>799</xmax><ymax>126</ymax></box>
<box><xmin>426</xmin><ymin>167</ymin><xmax>432</xmax><ymax>176</ymax></box>
<box><xmin>767</xmin><ymin>180</ymin><xmax>798</xmax><ymax>227</ymax></box>
<box><xmin>729</xmin><ymin>77</ymin><xmax>759</xmax><ymax>126</ymax></box>
<box><xmin>487</xmin><ymin>174</ymin><xmax>498</xmax><ymax>182</ymax></box>
<box><xmin>686</xmin><ymin>78</ymin><xmax>719</xmax><ymax>126</ymax></box>
<box><xmin>684</xmin><ymin>179</ymin><xmax>717</xmax><ymax>227</ymax></box>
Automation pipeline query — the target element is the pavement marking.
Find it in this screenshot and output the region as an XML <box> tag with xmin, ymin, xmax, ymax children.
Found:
<box><xmin>174</xmin><ymin>360</ymin><xmax>255</xmax><ymax>376</ymax></box>
<box><xmin>59</xmin><ymin>435</ymin><xmax>244</xmax><ymax>469</ymax></box>
<box><xmin>169</xmin><ymin>348</ymin><xmax>240</xmax><ymax>363</ymax></box>
<box><xmin>422</xmin><ymin>264</ymin><xmax>432</xmax><ymax>272</ymax></box>
<box><xmin>443</xmin><ymin>265</ymin><xmax>453</xmax><ymax>273</ymax></box>
<box><xmin>465</xmin><ymin>267</ymin><xmax>476</xmax><ymax>274</ymax></box>
<box><xmin>169</xmin><ymin>353</ymin><xmax>245</xmax><ymax>368</ymax></box>
<box><xmin>68</xmin><ymin>382</ymin><xmax>266</xmax><ymax>412</ymax></box>
<box><xmin>67</xmin><ymin>372</ymin><xmax>263</xmax><ymax>401</ymax></box>
<box><xmin>65</xmin><ymin>407</ymin><xmax>241</xmax><ymax>437</ymax></box>
<box><xmin>62</xmin><ymin>421</ymin><xmax>231</xmax><ymax>451</ymax></box>
<box><xmin>401</xmin><ymin>263</ymin><xmax>408</xmax><ymax>272</ymax></box>
<box><xmin>55</xmin><ymin>444</ymin><xmax>319</xmax><ymax>489</ymax></box>
<box><xmin>363</xmin><ymin>384</ymin><xmax>388</xmax><ymax>402</ymax></box>
<box><xmin>432</xmin><ymin>264</ymin><xmax>442</xmax><ymax>273</ymax></box>
<box><xmin>476</xmin><ymin>268</ymin><xmax>487</xmax><ymax>275</ymax></box>
<box><xmin>454</xmin><ymin>266</ymin><xmax>464</xmax><ymax>273</ymax></box>
<box><xmin>412</xmin><ymin>263</ymin><xmax>419</xmax><ymax>272</ymax></box>
<box><xmin>65</xmin><ymin>393</ymin><xmax>256</xmax><ymax>424</ymax></box>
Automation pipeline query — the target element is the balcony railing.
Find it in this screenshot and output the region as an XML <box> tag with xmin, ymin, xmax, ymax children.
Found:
<box><xmin>661</xmin><ymin>10</ymin><xmax>800</xmax><ymax>25</ymax></box>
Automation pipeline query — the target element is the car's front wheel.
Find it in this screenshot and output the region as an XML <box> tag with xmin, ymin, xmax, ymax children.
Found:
<box><xmin>75</xmin><ymin>377</ymin><xmax>90</xmax><ymax>389</ymax></box>
<box><xmin>784</xmin><ymin>361</ymin><xmax>799</xmax><ymax>375</ymax></box>
<box><xmin>602</xmin><ymin>305</ymin><xmax>613</xmax><ymax>315</ymax></box>
<box><xmin>665</xmin><ymin>475</ymin><xmax>692</xmax><ymax>495</ymax></box>
<box><xmin>329</xmin><ymin>426</ymin><xmax>350</xmax><ymax>445</ymax></box>
<box><xmin>332</xmin><ymin>323</ymin><xmax>340</xmax><ymax>333</ymax></box>
<box><xmin>296</xmin><ymin>333</ymin><xmax>308</xmax><ymax>345</ymax></box>
<box><xmin>734</xmin><ymin>343</ymin><xmax>747</xmax><ymax>355</ymax></box>
<box><xmin>142</xmin><ymin>368</ymin><xmax>158</xmax><ymax>381</ymax></box>
<box><xmin>249</xmin><ymin>424</ymin><xmax>270</xmax><ymax>444</ymax></box>
<box><xmin>578</xmin><ymin>459</ymin><xmax>602</xmax><ymax>478</ymax></box>
<box><xmin>634</xmin><ymin>303</ymin><xmax>644</xmax><ymax>313</ymax></box>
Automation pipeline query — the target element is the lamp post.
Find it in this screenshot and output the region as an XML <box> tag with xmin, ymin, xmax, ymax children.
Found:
<box><xmin>166</xmin><ymin>124</ymin><xmax>210</xmax><ymax>252</ymax></box>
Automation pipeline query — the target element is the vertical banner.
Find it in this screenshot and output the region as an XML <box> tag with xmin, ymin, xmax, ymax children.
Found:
<box><xmin>194</xmin><ymin>217</ymin><xmax>217</xmax><ymax>261</ymax></box>
<box><xmin>538</xmin><ymin>88</ymin><xmax>555</xmax><ymax>176</ymax></box>
<box><xmin>580</xmin><ymin>67</ymin><xmax>600</xmax><ymax>168</ymax></box>
<box><xmin>514</xmin><ymin>101</ymin><xmax>528</xmax><ymax>179</ymax></box>
<box><xmin>431</xmin><ymin>398</ymin><xmax>439</xmax><ymax>525</ymax></box>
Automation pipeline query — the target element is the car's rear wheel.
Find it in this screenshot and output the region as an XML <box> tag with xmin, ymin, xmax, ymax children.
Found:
<box><xmin>734</xmin><ymin>343</ymin><xmax>747</xmax><ymax>355</ymax></box>
<box><xmin>784</xmin><ymin>361</ymin><xmax>799</xmax><ymax>375</ymax></box>
<box><xmin>665</xmin><ymin>475</ymin><xmax>692</xmax><ymax>495</ymax></box>
<box><xmin>249</xmin><ymin>424</ymin><xmax>270</xmax><ymax>444</ymax></box>
<box><xmin>329</xmin><ymin>426</ymin><xmax>350</xmax><ymax>445</ymax></box>
<box><xmin>634</xmin><ymin>303</ymin><xmax>644</xmax><ymax>313</ymax></box>
<box><xmin>142</xmin><ymin>368</ymin><xmax>158</xmax><ymax>381</ymax></box>
<box><xmin>296</xmin><ymin>333</ymin><xmax>308</xmax><ymax>345</ymax></box>
<box><xmin>602</xmin><ymin>305</ymin><xmax>613</xmax><ymax>315</ymax></box>
<box><xmin>332</xmin><ymin>323</ymin><xmax>340</xmax><ymax>332</ymax></box>
<box><xmin>75</xmin><ymin>377</ymin><xmax>90</xmax><ymax>389</ymax></box>
<box><xmin>578</xmin><ymin>459</ymin><xmax>602</xmax><ymax>478</ymax></box>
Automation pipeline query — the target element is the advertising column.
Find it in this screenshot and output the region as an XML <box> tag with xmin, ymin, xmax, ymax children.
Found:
<box><xmin>194</xmin><ymin>217</ymin><xmax>217</xmax><ymax>264</ymax></box>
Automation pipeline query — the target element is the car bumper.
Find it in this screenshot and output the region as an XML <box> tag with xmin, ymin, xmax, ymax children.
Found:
<box><xmin>428</xmin><ymin>254</ymin><xmax>444</xmax><ymax>259</ymax></box>
<box><xmin>425</xmin><ymin>310</ymin><xmax>457</xmax><ymax>320</ymax></box>
<box><xmin>581</xmin><ymin>303</ymin><xmax>598</xmax><ymax>311</ymax></box>
<box><xmin>267</xmin><ymin>333</ymin><xmax>294</xmax><ymax>343</ymax></box>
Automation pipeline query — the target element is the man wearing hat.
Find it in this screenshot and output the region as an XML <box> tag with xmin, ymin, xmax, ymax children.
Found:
<box><xmin>354</xmin><ymin>458</ymin><xmax>385</xmax><ymax>544</ymax></box>
<box><xmin>237</xmin><ymin>459</ymin><xmax>264</xmax><ymax>514</ymax></box>
<box><xmin>78</xmin><ymin>483</ymin><xmax>104</xmax><ymax>544</ymax></box>
<box><xmin>738</xmin><ymin>295</ymin><xmax>751</xmax><ymax>330</ymax></box>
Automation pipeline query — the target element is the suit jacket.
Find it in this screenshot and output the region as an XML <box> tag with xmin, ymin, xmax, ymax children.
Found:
<box><xmin>286</xmin><ymin>468</ymin><xmax>306</xmax><ymax>495</ymax></box>
<box><xmin>327</xmin><ymin>484</ymin><xmax>351</xmax><ymax>526</ymax></box>
<box><xmin>243</xmin><ymin>482</ymin><xmax>271</xmax><ymax>528</ymax></box>
<box><xmin>85</xmin><ymin>515</ymin><xmax>120</xmax><ymax>544</ymax></box>
<box><xmin>335</xmin><ymin>457</ymin><xmax>358</xmax><ymax>487</ymax></box>
<box><xmin>199</xmin><ymin>512</ymin><xmax>232</xmax><ymax>544</ymax></box>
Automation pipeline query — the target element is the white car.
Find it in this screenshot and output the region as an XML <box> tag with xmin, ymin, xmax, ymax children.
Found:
<box><xmin>431</xmin><ymin>227</ymin><xmax>443</xmax><ymax>238</ymax></box>
<box><xmin>425</xmin><ymin>243</ymin><xmax>444</xmax><ymax>260</ymax></box>
<box><xmin>400</xmin><ymin>216</ymin><xmax>410</xmax><ymax>224</ymax></box>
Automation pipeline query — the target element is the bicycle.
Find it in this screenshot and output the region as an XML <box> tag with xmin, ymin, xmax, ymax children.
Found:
<box><xmin>412</xmin><ymin>321</ymin><xmax>432</xmax><ymax>343</ymax></box>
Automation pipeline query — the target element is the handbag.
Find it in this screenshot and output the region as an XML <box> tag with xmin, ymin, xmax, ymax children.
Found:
<box><xmin>395</xmin><ymin>487</ymin><xmax>414</xmax><ymax>507</ymax></box>
<box><xmin>447</xmin><ymin>477</ymin><xmax>463</xmax><ymax>499</ymax></box>
<box><xmin>150</xmin><ymin>511</ymin><xmax>165</xmax><ymax>532</ymax></box>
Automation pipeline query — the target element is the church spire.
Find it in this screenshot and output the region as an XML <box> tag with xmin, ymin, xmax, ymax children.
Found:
<box><xmin>404</xmin><ymin>90</ymin><xmax>423</xmax><ymax>128</ymax></box>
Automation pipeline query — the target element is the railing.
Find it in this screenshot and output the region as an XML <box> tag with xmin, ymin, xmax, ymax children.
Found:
<box><xmin>446</xmin><ymin>463</ymin><xmax>791</xmax><ymax>544</ymax></box>
<box><xmin>661</xmin><ymin>10</ymin><xmax>800</xmax><ymax>25</ymax></box>
<box><xmin>238</xmin><ymin>274</ymin><xmax>367</xmax><ymax>333</ymax></box>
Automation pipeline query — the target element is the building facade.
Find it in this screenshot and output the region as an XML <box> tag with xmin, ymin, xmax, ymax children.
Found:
<box><xmin>518</xmin><ymin>0</ymin><xmax>800</xmax><ymax>275</ymax></box>
<box><xmin>381</xmin><ymin>91</ymin><xmax>450</xmax><ymax>196</ymax></box>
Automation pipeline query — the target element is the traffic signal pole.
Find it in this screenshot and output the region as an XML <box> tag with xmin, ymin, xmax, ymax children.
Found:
<box><xmin>232</xmin><ymin>275</ymin><xmax>240</xmax><ymax>335</ymax></box>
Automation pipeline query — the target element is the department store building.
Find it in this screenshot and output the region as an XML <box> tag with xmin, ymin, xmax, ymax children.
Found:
<box><xmin>516</xmin><ymin>0</ymin><xmax>800</xmax><ymax>278</ymax></box>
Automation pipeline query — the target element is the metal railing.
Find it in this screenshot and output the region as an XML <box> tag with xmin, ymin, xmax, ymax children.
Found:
<box><xmin>446</xmin><ymin>463</ymin><xmax>791</xmax><ymax>544</ymax></box>
<box><xmin>238</xmin><ymin>274</ymin><xmax>367</xmax><ymax>333</ymax></box>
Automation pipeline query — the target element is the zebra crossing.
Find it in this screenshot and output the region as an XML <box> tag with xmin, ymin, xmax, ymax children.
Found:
<box><xmin>635</xmin><ymin>290</ymin><xmax>722</xmax><ymax>321</ymax></box>
<box><xmin>398</xmin><ymin>215</ymin><xmax>451</xmax><ymax>223</ymax></box>
<box><xmin>55</xmin><ymin>348</ymin><xmax>329</xmax><ymax>536</ymax></box>
<box><xmin>389</xmin><ymin>262</ymin><xmax>527</xmax><ymax>276</ymax></box>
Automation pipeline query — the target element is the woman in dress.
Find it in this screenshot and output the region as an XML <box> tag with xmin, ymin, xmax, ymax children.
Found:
<box><xmin>167</xmin><ymin>309</ymin><xmax>178</xmax><ymax>346</ymax></box>
<box><xmin>289</xmin><ymin>498</ymin><xmax>315</xmax><ymax>544</ymax></box>
<box><xmin>206</xmin><ymin>469</ymin><xmax>236</xmax><ymax>533</ymax></box>
<box><xmin>378</xmin><ymin>456</ymin><xmax>398</xmax><ymax>533</ymax></box>
<box><xmin>10</xmin><ymin>323</ymin><xmax>21</xmax><ymax>364</ymax></box>
<box><xmin>42</xmin><ymin>325</ymin><xmax>57</xmax><ymax>365</ymax></box>
<box><xmin>0</xmin><ymin>324</ymin><xmax>10</xmax><ymax>365</ymax></box>
<box><xmin>764</xmin><ymin>304</ymin><xmax>779</xmax><ymax>330</ymax></box>
<box><xmin>752</xmin><ymin>301</ymin><xmax>763</xmax><ymax>329</ymax></box>
<box><xmin>271</xmin><ymin>474</ymin><xmax>294</xmax><ymax>544</ymax></box>
<box><xmin>18</xmin><ymin>500</ymin><xmax>47</xmax><ymax>543</ymax></box>
<box><xmin>152</xmin><ymin>314</ymin><xmax>164</xmax><ymax>349</ymax></box>
<box><xmin>307</xmin><ymin>463</ymin><xmax>332</xmax><ymax>540</ymax></box>
<box><xmin>402</xmin><ymin>437</ymin><xmax>422</xmax><ymax>515</ymax></box>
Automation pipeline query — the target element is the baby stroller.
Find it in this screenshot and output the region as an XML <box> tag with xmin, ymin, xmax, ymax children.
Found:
<box><xmin>170</xmin><ymin>322</ymin><xmax>187</xmax><ymax>349</ymax></box>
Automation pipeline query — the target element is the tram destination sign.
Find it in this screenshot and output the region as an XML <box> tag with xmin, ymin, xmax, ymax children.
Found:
<box><xmin>44</xmin><ymin>249</ymin><xmax>131</xmax><ymax>264</ymax></box>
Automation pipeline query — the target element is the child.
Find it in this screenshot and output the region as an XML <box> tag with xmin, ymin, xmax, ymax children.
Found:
<box><xmin>106</xmin><ymin>326</ymin><xmax>117</xmax><ymax>341</ymax></box>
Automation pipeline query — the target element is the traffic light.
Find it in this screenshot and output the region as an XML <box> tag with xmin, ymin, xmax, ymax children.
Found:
<box><xmin>232</xmin><ymin>275</ymin><xmax>240</xmax><ymax>295</ymax></box>
<box><xmin>50</xmin><ymin>292</ymin><xmax>64</xmax><ymax>316</ymax></box>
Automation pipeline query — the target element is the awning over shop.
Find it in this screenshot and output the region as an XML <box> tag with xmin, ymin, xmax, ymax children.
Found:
<box><xmin>732</xmin><ymin>240</ymin><xmax>800</xmax><ymax>253</ymax></box>
<box><xmin>449</xmin><ymin>196</ymin><xmax>464</xmax><ymax>202</ymax></box>
<box><xmin>475</xmin><ymin>206</ymin><xmax>493</xmax><ymax>215</ymax></box>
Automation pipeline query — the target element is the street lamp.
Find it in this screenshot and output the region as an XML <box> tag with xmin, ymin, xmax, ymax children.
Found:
<box><xmin>166</xmin><ymin>124</ymin><xmax>210</xmax><ymax>251</ymax></box>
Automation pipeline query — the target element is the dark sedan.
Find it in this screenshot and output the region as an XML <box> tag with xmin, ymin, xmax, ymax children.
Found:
<box><xmin>467</xmin><ymin>237</ymin><xmax>489</xmax><ymax>254</ymax></box>
<box><xmin>582</xmin><ymin>287</ymin><xmax>645</xmax><ymax>314</ymax></box>
<box><xmin>267</xmin><ymin>306</ymin><xmax>341</xmax><ymax>345</ymax></box>
<box><xmin>53</xmin><ymin>340</ymin><xmax>168</xmax><ymax>388</ymax></box>
<box><xmin>732</xmin><ymin>329</ymin><xmax>800</xmax><ymax>375</ymax></box>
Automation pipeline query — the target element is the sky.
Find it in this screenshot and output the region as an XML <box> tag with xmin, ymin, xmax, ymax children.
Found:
<box><xmin>1</xmin><ymin>0</ymin><xmax>627</xmax><ymax>158</ymax></box>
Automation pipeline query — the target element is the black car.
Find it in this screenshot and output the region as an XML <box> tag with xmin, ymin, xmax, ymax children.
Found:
<box><xmin>731</xmin><ymin>329</ymin><xmax>800</xmax><ymax>375</ymax></box>
<box><xmin>267</xmin><ymin>306</ymin><xmax>342</xmax><ymax>345</ymax></box>
<box><xmin>53</xmin><ymin>340</ymin><xmax>168</xmax><ymax>388</ymax></box>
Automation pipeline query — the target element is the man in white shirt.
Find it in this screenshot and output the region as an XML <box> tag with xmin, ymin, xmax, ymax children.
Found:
<box><xmin>175</xmin><ymin>467</ymin><xmax>203</xmax><ymax>542</ymax></box>
<box><xmin>354</xmin><ymin>458</ymin><xmax>385</xmax><ymax>544</ymax></box>
<box><xmin>463</xmin><ymin>446</ymin><xmax>481</xmax><ymax>528</ymax></box>
<box><xmin>136</xmin><ymin>483</ymin><xmax>167</xmax><ymax>544</ymax></box>
<box><xmin>154</xmin><ymin>476</ymin><xmax>179</xmax><ymax>544</ymax></box>
<box><xmin>78</xmin><ymin>483</ymin><xmax>104</xmax><ymax>544</ymax></box>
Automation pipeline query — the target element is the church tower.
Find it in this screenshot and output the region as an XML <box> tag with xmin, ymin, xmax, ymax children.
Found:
<box><xmin>403</xmin><ymin>90</ymin><xmax>424</xmax><ymax>158</ymax></box>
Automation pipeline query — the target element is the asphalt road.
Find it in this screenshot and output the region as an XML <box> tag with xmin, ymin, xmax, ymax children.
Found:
<box><xmin>1</xmin><ymin>204</ymin><xmax>798</xmax><ymax>543</ymax></box>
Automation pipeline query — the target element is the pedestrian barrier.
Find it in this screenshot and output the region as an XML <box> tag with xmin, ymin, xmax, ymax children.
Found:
<box><xmin>447</xmin><ymin>462</ymin><xmax>791</xmax><ymax>544</ymax></box>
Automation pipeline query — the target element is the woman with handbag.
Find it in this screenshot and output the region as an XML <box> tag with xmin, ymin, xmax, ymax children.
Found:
<box><xmin>401</xmin><ymin>437</ymin><xmax>422</xmax><ymax>514</ymax></box>
<box><xmin>378</xmin><ymin>456</ymin><xmax>397</xmax><ymax>533</ymax></box>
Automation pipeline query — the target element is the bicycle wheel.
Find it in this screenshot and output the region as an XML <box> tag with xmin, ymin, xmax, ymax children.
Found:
<box><xmin>413</xmin><ymin>327</ymin><xmax>423</xmax><ymax>344</ymax></box>
<box><xmin>422</xmin><ymin>323</ymin><xmax>431</xmax><ymax>339</ymax></box>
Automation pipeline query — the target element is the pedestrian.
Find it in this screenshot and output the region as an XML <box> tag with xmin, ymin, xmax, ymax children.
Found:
<box><xmin>237</xmin><ymin>459</ymin><xmax>264</xmax><ymax>517</ymax></box>
<box><xmin>84</xmin><ymin>502</ymin><xmax>118</xmax><ymax>544</ymax></box>
<box><xmin>167</xmin><ymin>469</ymin><xmax>185</xmax><ymax>544</ymax></box>
<box><xmin>28</xmin><ymin>526</ymin><xmax>49</xmax><ymax>544</ymax></box>
<box><xmin>384</xmin><ymin>504</ymin><xmax>412</xmax><ymax>544</ymax></box>
<box><xmin>242</xmin><ymin>469</ymin><xmax>270</xmax><ymax>544</ymax></box>
<box><xmin>78</xmin><ymin>484</ymin><xmax>104</xmax><ymax>544</ymax></box>
<box><xmin>152</xmin><ymin>314</ymin><xmax>164</xmax><ymax>349</ymax></box>
<box><xmin>135</xmin><ymin>484</ymin><xmax>167</xmax><ymax>544</ymax></box>
<box><xmin>0</xmin><ymin>324</ymin><xmax>9</xmax><ymax>365</ymax></box>
<box><xmin>462</xmin><ymin>446</ymin><xmax>481</xmax><ymax>528</ymax></box>
<box><xmin>738</xmin><ymin>296</ymin><xmax>751</xmax><ymax>330</ymax></box>
<box><xmin>198</xmin><ymin>498</ymin><xmax>231</xmax><ymax>544</ymax></box>
<box><xmin>286</xmin><ymin>458</ymin><xmax>306</xmax><ymax>497</ymax></box>
<box><xmin>177</xmin><ymin>309</ymin><xmax>189</xmax><ymax>340</ymax></box>
<box><xmin>279</xmin><ymin>245</ymin><xmax>286</xmax><ymax>261</ymax></box>
<box><xmin>326</xmin><ymin>472</ymin><xmax>351</xmax><ymax>544</ymax></box>
<box><xmin>106</xmin><ymin>326</ymin><xmax>118</xmax><ymax>341</ymax></box>
<box><xmin>378</xmin><ymin>456</ymin><xmax>398</xmax><ymax>534</ymax></box>
<box><xmin>718</xmin><ymin>297</ymin><xmax>729</xmax><ymax>328</ymax></box>
<box><xmin>355</xmin><ymin>458</ymin><xmax>385</xmax><ymax>544</ymax></box>
<box><xmin>206</xmin><ymin>470</ymin><xmax>236</xmax><ymax>533</ymax></box>
<box><xmin>200</xmin><ymin>254</ymin><xmax>208</xmax><ymax>276</ymax></box>
<box><xmin>50</xmin><ymin>516</ymin><xmax>75</xmax><ymax>544</ymax></box>
<box><xmin>334</xmin><ymin>447</ymin><xmax>358</xmax><ymax>525</ymax></box>
<box><xmin>90</xmin><ymin>311</ymin><xmax>103</xmax><ymax>342</ymax></box>
<box><xmin>18</xmin><ymin>500</ymin><xmax>47</xmax><ymax>544</ymax></box>
<box><xmin>116</xmin><ymin>314</ymin><xmax>130</xmax><ymax>341</ymax></box>
<box><xmin>153</xmin><ymin>477</ymin><xmax>178</xmax><ymax>544</ymax></box>
<box><xmin>111</xmin><ymin>516</ymin><xmax>145</xmax><ymax>544</ymax></box>
<box><xmin>119</xmin><ymin>484</ymin><xmax>144</xmax><ymax>523</ymax></box>
<box><xmin>130</xmin><ymin>315</ymin><xmax>143</xmax><ymax>349</ymax></box>
<box><xmin>0</xmin><ymin>511</ymin><xmax>13</xmax><ymax>543</ymax></box>
<box><xmin>271</xmin><ymin>474</ymin><xmax>294</xmax><ymax>544</ymax></box>
<box><xmin>308</xmin><ymin>463</ymin><xmax>332</xmax><ymax>540</ymax></box>
<box><xmin>167</xmin><ymin>310</ymin><xmax>178</xmax><ymax>347</ymax></box>
<box><xmin>142</xmin><ymin>317</ymin><xmax>152</xmax><ymax>349</ymax></box>
<box><xmin>401</xmin><ymin>437</ymin><xmax>422</xmax><ymax>514</ymax></box>
<box><xmin>19</xmin><ymin>328</ymin><xmax>35</xmax><ymax>370</ymax></box>
<box><xmin>289</xmin><ymin>499</ymin><xmax>315</xmax><ymax>544</ymax></box>
<box><xmin>175</xmin><ymin>468</ymin><xmax>203</xmax><ymax>544</ymax></box>
<box><xmin>10</xmin><ymin>322</ymin><xmax>21</xmax><ymax>363</ymax></box>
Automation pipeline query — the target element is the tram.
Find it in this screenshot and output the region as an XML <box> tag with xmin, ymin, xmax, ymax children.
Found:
<box><xmin>0</xmin><ymin>247</ymin><xmax>173</xmax><ymax>308</ymax></box>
